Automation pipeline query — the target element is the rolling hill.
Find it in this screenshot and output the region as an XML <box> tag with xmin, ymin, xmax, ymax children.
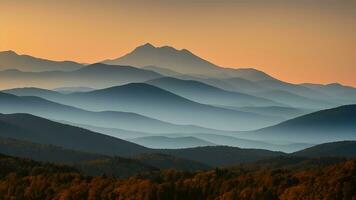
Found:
<box><xmin>293</xmin><ymin>141</ymin><xmax>356</xmax><ymax>158</ymax></box>
<box><xmin>171</xmin><ymin>133</ymin><xmax>314</xmax><ymax>153</ymax></box>
<box><xmin>0</xmin><ymin>113</ymin><xmax>149</xmax><ymax>156</ymax></box>
<box><xmin>0</xmin><ymin>112</ymin><xmax>290</xmax><ymax>167</ymax></box>
<box><xmin>146</xmin><ymin>77</ymin><xmax>282</xmax><ymax>107</ymax></box>
<box><xmin>240</xmin><ymin>105</ymin><xmax>356</xmax><ymax>143</ymax></box>
<box><xmin>0</xmin><ymin>91</ymin><xmax>221</xmax><ymax>134</ymax></box>
<box><xmin>56</xmin><ymin>83</ymin><xmax>281</xmax><ymax>131</ymax></box>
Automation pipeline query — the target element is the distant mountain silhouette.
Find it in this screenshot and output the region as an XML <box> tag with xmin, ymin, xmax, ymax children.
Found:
<box><xmin>0</xmin><ymin>91</ymin><xmax>218</xmax><ymax>134</ymax></box>
<box><xmin>3</xmin><ymin>87</ymin><xmax>64</xmax><ymax>99</ymax></box>
<box><xmin>174</xmin><ymin>76</ymin><xmax>350</xmax><ymax>109</ymax></box>
<box><xmin>253</xmin><ymin>90</ymin><xmax>334</xmax><ymax>109</ymax></box>
<box><xmin>302</xmin><ymin>83</ymin><xmax>356</xmax><ymax>103</ymax></box>
<box><xmin>0</xmin><ymin>63</ymin><xmax>162</xmax><ymax>89</ymax></box>
<box><xmin>146</xmin><ymin>77</ymin><xmax>282</xmax><ymax>108</ymax></box>
<box><xmin>142</xmin><ymin>65</ymin><xmax>183</xmax><ymax>77</ymax></box>
<box><xmin>58</xmin><ymin>83</ymin><xmax>282</xmax><ymax>131</ymax></box>
<box><xmin>293</xmin><ymin>141</ymin><xmax>356</xmax><ymax>158</ymax></box>
<box><xmin>232</xmin><ymin>106</ymin><xmax>311</xmax><ymax>120</ymax></box>
<box><xmin>53</xmin><ymin>86</ymin><xmax>95</xmax><ymax>94</ymax></box>
<box><xmin>241</xmin><ymin>105</ymin><xmax>356</xmax><ymax>143</ymax></box>
<box><xmin>0</xmin><ymin>50</ymin><xmax>83</xmax><ymax>72</ymax></box>
<box><xmin>129</xmin><ymin>136</ymin><xmax>216</xmax><ymax>149</ymax></box>
<box><xmin>103</xmin><ymin>43</ymin><xmax>275</xmax><ymax>80</ymax></box>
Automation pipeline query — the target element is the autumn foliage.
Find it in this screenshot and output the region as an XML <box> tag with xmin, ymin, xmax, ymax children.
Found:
<box><xmin>0</xmin><ymin>154</ymin><xmax>355</xmax><ymax>200</ymax></box>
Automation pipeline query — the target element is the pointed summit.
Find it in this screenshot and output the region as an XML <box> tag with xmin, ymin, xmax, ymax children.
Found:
<box><xmin>103</xmin><ymin>44</ymin><xmax>275</xmax><ymax>81</ymax></box>
<box><xmin>134</xmin><ymin>43</ymin><xmax>156</xmax><ymax>51</ymax></box>
<box><xmin>0</xmin><ymin>50</ymin><xmax>18</xmax><ymax>56</ymax></box>
<box><xmin>104</xmin><ymin>43</ymin><xmax>219</xmax><ymax>74</ymax></box>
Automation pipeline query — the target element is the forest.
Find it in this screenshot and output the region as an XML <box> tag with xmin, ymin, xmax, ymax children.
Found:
<box><xmin>0</xmin><ymin>154</ymin><xmax>355</xmax><ymax>200</ymax></box>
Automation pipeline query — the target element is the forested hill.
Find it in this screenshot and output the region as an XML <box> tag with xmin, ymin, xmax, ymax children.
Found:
<box><xmin>0</xmin><ymin>153</ymin><xmax>354</xmax><ymax>199</ymax></box>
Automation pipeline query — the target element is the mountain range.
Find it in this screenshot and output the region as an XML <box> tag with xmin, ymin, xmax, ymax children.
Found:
<box><xmin>0</xmin><ymin>43</ymin><xmax>356</xmax><ymax>173</ymax></box>
<box><xmin>0</xmin><ymin>112</ymin><xmax>288</xmax><ymax>167</ymax></box>
<box><xmin>3</xmin><ymin>84</ymin><xmax>282</xmax><ymax>131</ymax></box>
<box><xmin>0</xmin><ymin>63</ymin><xmax>162</xmax><ymax>89</ymax></box>
<box><xmin>0</xmin><ymin>91</ymin><xmax>223</xmax><ymax>134</ymax></box>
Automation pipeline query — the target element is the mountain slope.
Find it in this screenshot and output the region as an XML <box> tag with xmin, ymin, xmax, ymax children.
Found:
<box><xmin>103</xmin><ymin>43</ymin><xmax>275</xmax><ymax>80</ymax></box>
<box><xmin>0</xmin><ymin>50</ymin><xmax>83</xmax><ymax>72</ymax></box>
<box><xmin>62</xmin><ymin>83</ymin><xmax>282</xmax><ymax>131</ymax></box>
<box><xmin>0</xmin><ymin>113</ymin><xmax>148</xmax><ymax>156</ymax></box>
<box><xmin>293</xmin><ymin>141</ymin><xmax>356</xmax><ymax>158</ymax></box>
<box><xmin>146</xmin><ymin>77</ymin><xmax>281</xmax><ymax>107</ymax></box>
<box><xmin>0</xmin><ymin>63</ymin><xmax>162</xmax><ymax>89</ymax></box>
<box><xmin>241</xmin><ymin>105</ymin><xmax>356</xmax><ymax>143</ymax></box>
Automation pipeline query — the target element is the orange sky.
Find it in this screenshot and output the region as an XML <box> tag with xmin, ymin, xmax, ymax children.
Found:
<box><xmin>1</xmin><ymin>0</ymin><xmax>355</xmax><ymax>86</ymax></box>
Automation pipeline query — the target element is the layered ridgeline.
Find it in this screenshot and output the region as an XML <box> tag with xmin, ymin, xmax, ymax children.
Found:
<box><xmin>2</xmin><ymin>88</ymin><xmax>356</xmax><ymax>150</ymax></box>
<box><xmin>0</xmin><ymin>137</ymin><xmax>210</xmax><ymax>175</ymax></box>
<box><xmin>146</xmin><ymin>77</ymin><xmax>282</xmax><ymax>108</ymax></box>
<box><xmin>1</xmin><ymin>46</ymin><xmax>356</xmax><ymax>110</ymax></box>
<box><xmin>0</xmin><ymin>91</ymin><xmax>223</xmax><ymax>134</ymax></box>
<box><xmin>2</xmin><ymin>85</ymin><xmax>282</xmax><ymax>131</ymax></box>
<box><xmin>0</xmin><ymin>63</ymin><xmax>162</xmax><ymax>89</ymax></box>
<box><xmin>238</xmin><ymin>105</ymin><xmax>356</xmax><ymax>143</ymax></box>
<box><xmin>3</xmin><ymin>85</ymin><xmax>310</xmax><ymax>124</ymax></box>
<box><xmin>0</xmin><ymin>50</ymin><xmax>83</xmax><ymax>72</ymax></box>
<box><xmin>103</xmin><ymin>43</ymin><xmax>356</xmax><ymax>108</ymax></box>
<box><xmin>137</xmin><ymin>133</ymin><xmax>313</xmax><ymax>153</ymax></box>
<box><xmin>0</xmin><ymin>113</ymin><xmax>286</xmax><ymax>167</ymax></box>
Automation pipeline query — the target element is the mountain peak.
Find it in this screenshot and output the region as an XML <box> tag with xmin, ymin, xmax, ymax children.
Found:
<box><xmin>0</xmin><ymin>50</ymin><xmax>18</xmax><ymax>56</ymax></box>
<box><xmin>135</xmin><ymin>43</ymin><xmax>156</xmax><ymax>51</ymax></box>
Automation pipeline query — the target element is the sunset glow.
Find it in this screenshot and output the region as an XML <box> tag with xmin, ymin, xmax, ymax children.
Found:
<box><xmin>1</xmin><ymin>0</ymin><xmax>356</xmax><ymax>86</ymax></box>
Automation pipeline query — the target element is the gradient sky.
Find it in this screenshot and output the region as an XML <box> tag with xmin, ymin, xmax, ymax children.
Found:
<box><xmin>1</xmin><ymin>0</ymin><xmax>355</xmax><ymax>86</ymax></box>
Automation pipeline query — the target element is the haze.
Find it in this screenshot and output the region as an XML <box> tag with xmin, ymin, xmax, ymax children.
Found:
<box><xmin>1</xmin><ymin>0</ymin><xmax>355</xmax><ymax>86</ymax></box>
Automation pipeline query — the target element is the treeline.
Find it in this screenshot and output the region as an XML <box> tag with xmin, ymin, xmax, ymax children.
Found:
<box><xmin>0</xmin><ymin>154</ymin><xmax>355</xmax><ymax>200</ymax></box>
